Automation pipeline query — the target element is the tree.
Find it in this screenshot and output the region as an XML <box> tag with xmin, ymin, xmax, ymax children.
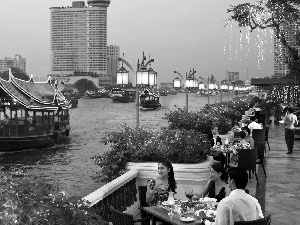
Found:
<box><xmin>73</xmin><ymin>78</ymin><xmax>98</xmax><ymax>95</ymax></box>
<box><xmin>0</xmin><ymin>67</ymin><xmax>30</xmax><ymax>81</ymax></box>
<box><xmin>227</xmin><ymin>0</ymin><xmax>300</xmax><ymax>75</ymax></box>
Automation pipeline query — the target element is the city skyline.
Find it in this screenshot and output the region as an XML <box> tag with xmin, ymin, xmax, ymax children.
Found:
<box><xmin>0</xmin><ymin>0</ymin><xmax>274</xmax><ymax>83</ymax></box>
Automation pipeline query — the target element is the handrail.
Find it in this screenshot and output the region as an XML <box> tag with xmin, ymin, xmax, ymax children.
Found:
<box><xmin>82</xmin><ymin>169</ymin><xmax>138</xmax><ymax>207</ymax></box>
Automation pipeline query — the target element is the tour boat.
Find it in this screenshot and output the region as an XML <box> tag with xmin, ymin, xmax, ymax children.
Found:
<box><xmin>139</xmin><ymin>88</ymin><xmax>161</xmax><ymax>110</ymax></box>
<box><xmin>0</xmin><ymin>70</ymin><xmax>71</xmax><ymax>152</ymax></box>
<box><xmin>112</xmin><ymin>90</ymin><xmax>135</xmax><ymax>103</ymax></box>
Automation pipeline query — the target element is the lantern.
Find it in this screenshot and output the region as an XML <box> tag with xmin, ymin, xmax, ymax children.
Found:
<box><xmin>116</xmin><ymin>66</ymin><xmax>129</xmax><ymax>85</ymax></box>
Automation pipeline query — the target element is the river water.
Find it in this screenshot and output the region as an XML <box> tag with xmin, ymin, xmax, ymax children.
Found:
<box><xmin>0</xmin><ymin>92</ymin><xmax>229</xmax><ymax>197</ymax></box>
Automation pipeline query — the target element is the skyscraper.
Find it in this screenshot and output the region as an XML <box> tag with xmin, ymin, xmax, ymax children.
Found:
<box><xmin>274</xmin><ymin>21</ymin><xmax>300</xmax><ymax>77</ymax></box>
<box><xmin>50</xmin><ymin>0</ymin><xmax>110</xmax><ymax>86</ymax></box>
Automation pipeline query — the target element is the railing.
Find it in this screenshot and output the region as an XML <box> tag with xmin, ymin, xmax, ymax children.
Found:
<box><xmin>82</xmin><ymin>170</ymin><xmax>139</xmax><ymax>221</ymax></box>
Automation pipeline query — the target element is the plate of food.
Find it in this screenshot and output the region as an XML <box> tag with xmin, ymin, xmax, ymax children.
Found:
<box><xmin>206</xmin><ymin>210</ymin><xmax>217</xmax><ymax>218</ymax></box>
<box><xmin>180</xmin><ymin>216</ymin><xmax>194</xmax><ymax>222</ymax></box>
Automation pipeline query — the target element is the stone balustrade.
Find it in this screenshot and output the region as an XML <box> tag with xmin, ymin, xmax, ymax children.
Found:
<box><xmin>82</xmin><ymin>170</ymin><xmax>139</xmax><ymax>220</ymax></box>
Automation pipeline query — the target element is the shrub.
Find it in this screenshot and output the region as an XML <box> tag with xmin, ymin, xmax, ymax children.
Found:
<box><xmin>165</xmin><ymin>108</ymin><xmax>232</xmax><ymax>135</ymax></box>
<box><xmin>94</xmin><ymin>126</ymin><xmax>210</xmax><ymax>183</ymax></box>
<box><xmin>0</xmin><ymin>170</ymin><xmax>105</xmax><ymax>225</ymax></box>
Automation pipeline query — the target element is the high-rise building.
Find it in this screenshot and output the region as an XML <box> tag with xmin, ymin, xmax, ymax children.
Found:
<box><xmin>50</xmin><ymin>0</ymin><xmax>110</xmax><ymax>87</ymax></box>
<box><xmin>0</xmin><ymin>54</ymin><xmax>26</xmax><ymax>73</ymax></box>
<box><xmin>274</xmin><ymin>21</ymin><xmax>300</xmax><ymax>77</ymax></box>
<box><xmin>107</xmin><ymin>45</ymin><xmax>120</xmax><ymax>85</ymax></box>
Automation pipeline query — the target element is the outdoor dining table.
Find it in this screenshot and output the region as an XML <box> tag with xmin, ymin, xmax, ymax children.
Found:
<box><xmin>143</xmin><ymin>205</ymin><xmax>209</xmax><ymax>225</ymax></box>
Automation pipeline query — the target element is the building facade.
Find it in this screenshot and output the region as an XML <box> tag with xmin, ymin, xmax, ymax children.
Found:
<box><xmin>107</xmin><ymin>45</ymin><xmax>120</xmax><ymax>85</ymax></box>
<box><xmin>226</xmin><ymin>71</ymin><xmax>239</xmax><ymax>82</ymax></box>
<box><xmin>50</xmin><ymin>0</ymin><xmax>110</xmax><ymax>87</ymax></box>
<box><xmin>274</xmin><ymin>21</ymin><xmax>300</xmax><ymax>77</ymax></box>
<box><xmin>0</xmin><ymin>54</ymin><xmax>26</xmax><ymax>73</ymax></box>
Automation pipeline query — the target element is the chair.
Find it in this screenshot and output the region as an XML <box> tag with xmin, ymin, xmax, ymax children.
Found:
<box><xmin>255</xmin><ymin>142</ymin><xmax>267</xmax><ymax>177</ymax></box>
<box><xmin>109</xmin><ymin>206</ymin><xmax>150</xmax><ymax>225</ymax></box>
<box><xmin>234</xmin><ymin>215</ymin><xmax>271</xmax><ymax>225</ymax></box>
<box><xmin>237</xmin><ymin>148</ymin><xmax>259</xmax><ymax>185</ymax></box>
<box><xmin>264</xmin><ymin>126</ymin><xmax>270</xmax><ymax>151</ymax></box>
<box><xmin>138</xmin><ymin>186</ymin><xmax>151</xmax><ymax>225</ymax></box>
<box><xmin>252</xmin><ymin>129</ymin><xmax>266</xmax><ymax>153</ymax></box>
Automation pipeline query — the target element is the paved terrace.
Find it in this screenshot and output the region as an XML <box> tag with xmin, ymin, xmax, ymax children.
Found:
<box><xmin>134</xmin><ymin>124</ymin><xmax>300</xmax><ymax>224</ymax></box>
<box><xmin>252</xmin><ymin>124</ymin><xmax>300</xmax><ymax>225</ymax></box>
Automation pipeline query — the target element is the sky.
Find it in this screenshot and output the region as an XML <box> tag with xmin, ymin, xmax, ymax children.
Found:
<box><xmin>0</xmin><ymin>0</ymin><xmax>274</xmax><ymax>83</ymax></box>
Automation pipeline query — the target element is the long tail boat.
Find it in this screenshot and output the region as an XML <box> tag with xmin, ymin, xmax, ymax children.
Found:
<box><xmin>0</xmin><ymin>69</ymin><xmax>71</xmax><ymax>152</ymax></box>
<box><xmin>140</xmin><ymin>88</ymin><xmax>161</xmax><ymax>110</ymax></box>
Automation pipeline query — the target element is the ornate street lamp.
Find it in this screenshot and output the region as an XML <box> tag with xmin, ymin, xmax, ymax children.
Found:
<box><xmin>116</xmin><ymin>52</ymin><xmax>155</xmax><ymax>127</ymax></box>
<box><xmin>174</xmin><ymin>68</ymin><xmax>197</xmax><ymax>112</ymax></box>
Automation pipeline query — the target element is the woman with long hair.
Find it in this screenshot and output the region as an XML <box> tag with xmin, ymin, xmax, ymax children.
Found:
<box><xmin>146</xmin><ymin>161</ymin><xmax>177</xmax><ymax>206</ymax></box>
<box><xmin>194</xmin><ymin>162</ymin><xmax>229</xmax><ymax>202</ymax></box>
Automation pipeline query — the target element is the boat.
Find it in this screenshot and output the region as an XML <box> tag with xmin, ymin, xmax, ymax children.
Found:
<box><xmin>112</xmin><ymin>90</ymin><xmax>135</xmax><ymax>103</ymax></box>
<box><xmin>159</xmin><ymin>90</ymin><xmax>168</xmax><ymax>96</ymax></box>
<box><xmin>170</xmin><ymin>89</ymin><xmax>177</xmax><ymax>95</ymax></box>
<box><xmin>139</xmin><ymin>88</ymin><xmax>161</xmax><ymax>110</ymax></box>
<box><xmin>0</xmin><ymin>70</ymin><xmax>71</xmax><ymax>152</ymax></box>
<box><xmin>196</xmin><ymin>90</ymin><xmax>216</xmax><ymax>96</ymax></box>
<box><xmin>82</xmin><ymin>90</ymin><xmax>98</xmax><ymax>99</ymax></box>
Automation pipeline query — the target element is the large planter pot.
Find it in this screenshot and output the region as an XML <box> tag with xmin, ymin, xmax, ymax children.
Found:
<box><xmin>126</xmin><ymin>156</ymin><xmax>213</xmax><ymax>200</ymax></box>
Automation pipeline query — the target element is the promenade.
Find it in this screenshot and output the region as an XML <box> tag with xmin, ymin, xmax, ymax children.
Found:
<box><xmin>253</xmin><ymin>123</ymin><xmax>300</xmax><ymax>225</ymax></box>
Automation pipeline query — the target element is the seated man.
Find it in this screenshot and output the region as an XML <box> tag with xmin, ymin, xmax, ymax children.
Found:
<box><xmin>208</xmin><ymin>125</ymin><xmax>225</xmax><ymax>165</ymax></box>
<box><xmin>215</xmin><ymin>167</ymin><xmax>263</xmax><ymax>225</ymax></box>
<box><xmin>247</xmin><ymin>116</ymin><xmax>262</xmax><ymax>136</ymax></box>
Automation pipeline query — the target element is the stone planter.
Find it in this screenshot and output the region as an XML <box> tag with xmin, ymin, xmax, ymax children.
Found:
<box><xmin>126</xmin><ymin>156</ymin><xmax>213</xmax><ymax>200</ymax></box>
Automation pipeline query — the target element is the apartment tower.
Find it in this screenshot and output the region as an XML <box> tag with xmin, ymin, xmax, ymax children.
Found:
<box><xmin>50</xmin><ymin>0</ymin><xmax>110</xmax><ymax>86</ymax></box>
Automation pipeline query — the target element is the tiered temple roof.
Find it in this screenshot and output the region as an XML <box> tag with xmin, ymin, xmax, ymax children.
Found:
<box><xmin>0</xmin><ymin>75</ymin><xmax>70</xmax><ymax>110</ymax></box>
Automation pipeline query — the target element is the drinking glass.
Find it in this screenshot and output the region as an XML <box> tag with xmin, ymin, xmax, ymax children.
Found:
<box><xmin>185</xmin><ymin>187</ymin><xmax>194</xmax><ymax>201</ymax></box>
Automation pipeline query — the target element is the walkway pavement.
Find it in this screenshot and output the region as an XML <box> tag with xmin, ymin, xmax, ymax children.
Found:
<box><xmin>252</xmin><ymin>124</ymin><xmax>300</xmax><ymax>225</ymax></box>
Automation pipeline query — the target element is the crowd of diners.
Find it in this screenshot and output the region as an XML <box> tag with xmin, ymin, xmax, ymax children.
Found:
<box><xmin>144</xmin><ymin>103</ymin><xmax>299</xmax><ymax>224</ymax></box>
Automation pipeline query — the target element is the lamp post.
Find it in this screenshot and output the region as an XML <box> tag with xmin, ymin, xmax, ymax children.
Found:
<box><xmin>198</xmin><ymin>76</ymin><xmax>209</xmax><ymax>105</ymax></box>
<box><xmin>174</xmin><ymin>68</ymin><xmax>198</xmax><ymax>112</ymax></box>
<box><xmin>116</xmin><ymin>52</ymin><xmax>156</xmax><ymax>127</ymax></box>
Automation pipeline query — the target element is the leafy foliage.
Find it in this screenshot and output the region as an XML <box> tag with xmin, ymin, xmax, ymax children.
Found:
<box><xmin>0</xmin><ymin>170</ymin><xmax>105</xmax><ymax>225</ymax></box>
<box><xmin>165</xmin><ymin>108</ymin><xmax>232</xmax><ymax>135</ymax></box>
<box><xmin>94</xmin><ymin>126</ymin><xmax>210</xmax><ymax>183</ymax></box>
<box><xmin>73</xmin><ymin>79</ymin><xmax>98</xmax><ymax>95</ymax></box>
<box><xmin>227</xmin><ymin>0</ymin><xmax>300</xmax><ymax>74</ymax></box>
<box><xmin>0</xmin><ymin>67</ymin><xmax>30</xmax><ymax>81</ymax></box>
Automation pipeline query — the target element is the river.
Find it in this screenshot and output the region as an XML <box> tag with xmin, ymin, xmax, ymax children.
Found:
<box><xmin>0</xmin><ymin>92</ymin><xmax>230</xmax><ymax>197</ymax></box>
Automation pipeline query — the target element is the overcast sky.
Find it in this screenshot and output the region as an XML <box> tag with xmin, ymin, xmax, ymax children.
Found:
<box><xmin>0</xmin><ymin>0</ymin><xmax>274</xmax><ymax>83</ymax></box>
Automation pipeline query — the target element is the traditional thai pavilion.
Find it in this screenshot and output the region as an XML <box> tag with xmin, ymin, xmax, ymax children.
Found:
<box><xmin>0</xmin><ymin>69</ymin><xmax>71</xmax><ymax>151</ymax></box>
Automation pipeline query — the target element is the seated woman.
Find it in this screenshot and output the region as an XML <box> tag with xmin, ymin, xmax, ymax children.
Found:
<box><xmin>194</xmin><ymin>162</ymin><xmax>229</xmax><ymax>202</ymax></box>
<box><xmin>230</xmin><ymin>131</ymin><xmax>252</xmax><ymax>167</ymax></box>
<box><xmin>232</xmin><ymin>118</ymin><xmax>240</xmax><ymax>129</ymax></box>
<box><xmin>241</xmin><ymin>126</ymin><xmax>254</xmax><ymax>148</ymax></box>
<box><xmin>146</xmin><ymin>161</ymin><xmax>177</xmax><ymax>206</ymax></box>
